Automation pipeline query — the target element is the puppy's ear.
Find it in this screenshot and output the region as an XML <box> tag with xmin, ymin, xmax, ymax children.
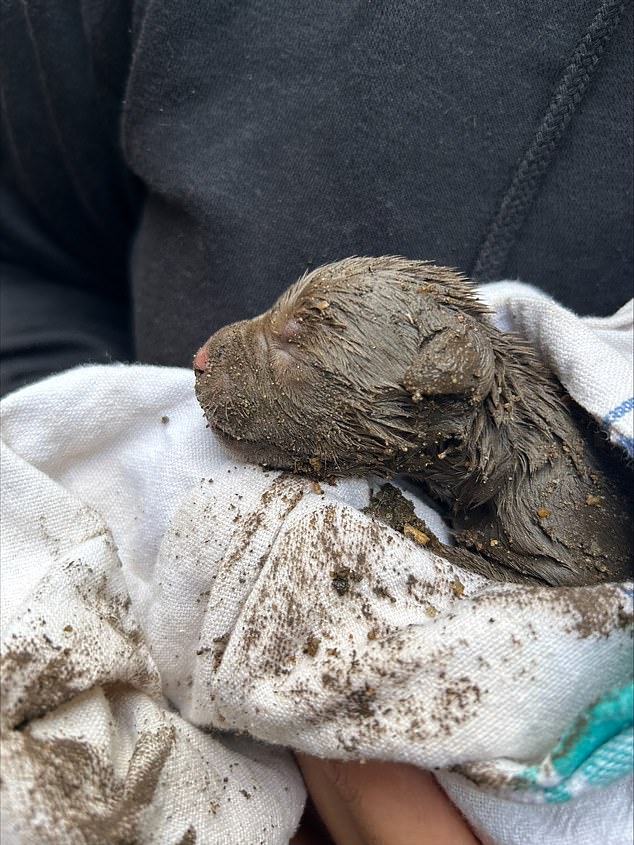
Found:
<box><xmin>403</xmin><ymin>312</ymin><xmax>495</xmax><ymax>402</ymax></box>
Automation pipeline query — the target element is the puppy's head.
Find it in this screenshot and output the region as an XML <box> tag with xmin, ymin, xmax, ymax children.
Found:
<box><xmin>194</xmin><ymin>257</ymin><xmax>493</xmax><ymax>475</ymax></box>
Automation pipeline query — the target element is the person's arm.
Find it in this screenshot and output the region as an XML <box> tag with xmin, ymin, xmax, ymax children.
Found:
<box><xmin>0</xmin><ymin>264</ymin><xmax>133</xmax><ymax>397</ymax></box>
<box><xmin>0</xmin><ymin>1</ymin><xmax>142</xmax><ymax>396</ymax></box>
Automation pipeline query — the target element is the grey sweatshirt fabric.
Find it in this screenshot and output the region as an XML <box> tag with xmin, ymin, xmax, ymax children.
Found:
<box><xmin>1</xmin><ymin>0</ymin><xmax>632</xmax><ymax>396</ymax></box>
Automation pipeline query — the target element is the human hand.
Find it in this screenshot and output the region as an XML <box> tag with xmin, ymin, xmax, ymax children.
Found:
<box><xmin>291</xmin><ymin>754</ymin><xmax>480</xmax><ymax>845</ymax></box>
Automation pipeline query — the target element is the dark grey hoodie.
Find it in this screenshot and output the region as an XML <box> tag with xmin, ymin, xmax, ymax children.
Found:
<box><xmin>1</xmin><ymin>0</ymin><xmax>632</xmax><ymax>395</ymax></box>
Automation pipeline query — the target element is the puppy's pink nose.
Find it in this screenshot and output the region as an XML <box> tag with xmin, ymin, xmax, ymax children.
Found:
<box><xmin>193</xmin><ymin>344</ymin><xmax>209</xmax><ymax>373</ymax></box>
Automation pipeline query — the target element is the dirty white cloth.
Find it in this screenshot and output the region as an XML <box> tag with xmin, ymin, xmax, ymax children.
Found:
<box><xmin>1</xmin><ymin>282</ymin><xmax>632</xmax><ymax>845</ymax></box>
<box><xmin>484</xmin><ymin>283</ymin><xmax>634</xmax><ymax>456</ymax></box>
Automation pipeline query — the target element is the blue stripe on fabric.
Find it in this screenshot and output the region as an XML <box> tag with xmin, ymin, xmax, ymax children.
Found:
<box><xmin>601</xmin><ymin>398</ymin><xmax>634</xmax><ymax>456</ymax></box>
<box><xmin>603</xmin><ymin>397</ymin><xmax>634</xmax><ymax>424</ymax></box>
<box><xmin>550</xmin><ymin>684</ymin><xmax>634</xmax><ymax>779</ymax></box>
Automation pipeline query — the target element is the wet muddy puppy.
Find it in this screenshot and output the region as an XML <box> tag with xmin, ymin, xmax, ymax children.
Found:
<box><xmin>194</xmin><ymin>257</ymin><xmax>632</xmax><ymax>587</ymax></box>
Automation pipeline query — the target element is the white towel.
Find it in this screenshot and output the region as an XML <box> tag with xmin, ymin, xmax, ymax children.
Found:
<box><xmin>1</xmin><ymin>282</ymin><xmax>632</xmax><ymax>845</ymax></box>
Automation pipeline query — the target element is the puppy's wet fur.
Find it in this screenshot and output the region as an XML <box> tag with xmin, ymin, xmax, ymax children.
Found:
<box><xmin>195</xmin><ymin>257</ymin><xmax>632</xmax><ymax>586</ymax></box>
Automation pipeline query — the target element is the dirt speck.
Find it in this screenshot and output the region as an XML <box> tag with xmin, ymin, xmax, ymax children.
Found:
<box><xmin>211</xmin><ymin>633</ymin><xmax>230</xmax><ymax>671</ymax></box>
<box><xmin>303</xmin><ymin>636</ymin><xmax>320</xmax><ymax>657</ymax></box>
<box><xmin>177</xmin><ymin>827</ymin><xmax>197</xmax><ymax>845</ymax></box>
<box><xmin>403</xmin><ymin>523</ymin><xmax>431</xmax><ymax>546</ymax></box>
<box><xmin>450</xmin><ymin>578</ymin><xmax>465</xmax><ymax>598</ymax></box>
<box><xmin>363</xmin><ymin>485</ymin><xmax>442</xmax><ymax>550</ymax></box>
<box><xmin>349</xmin><ymin>686</ymin><xmax>377</xmax><ymax>718</ymax></box>
<box><xmin>330</xmin><ymin>566</ymin><xmax>361</xmax><ymax>596</ymax></box>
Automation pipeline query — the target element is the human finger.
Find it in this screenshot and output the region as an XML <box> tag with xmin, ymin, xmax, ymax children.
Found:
<box><xmin>296</xmin><ymin>753</ymin><xmax>481</xmax><ymax>845</ymax></box>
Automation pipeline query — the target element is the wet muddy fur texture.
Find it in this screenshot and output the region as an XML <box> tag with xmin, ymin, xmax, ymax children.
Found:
<box><xmin>195</xmin><ymin>257</ymin><xmax>633</xmax><ymax>587</ymax></box>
